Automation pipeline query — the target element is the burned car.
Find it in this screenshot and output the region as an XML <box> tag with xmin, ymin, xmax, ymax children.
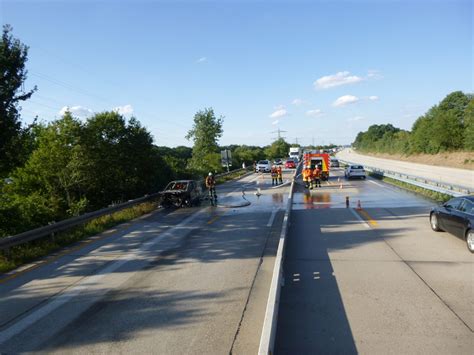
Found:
<box><xmin>158</xmin><ymin>180</ymin><xmax>204</xmax><ymax>208</ymax></box>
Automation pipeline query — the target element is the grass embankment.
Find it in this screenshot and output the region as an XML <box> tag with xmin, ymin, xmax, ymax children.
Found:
<box><xmin>215</xmin><ymin>168</ymin><xmax>251</xmax><ymax>184</ymax></box>
<box><xmin>369</xmin><ymin>173</ymin><xmax>452</xmax><ymax>203</ymax></box>
<box><xmin>0</xmin><ymin>201</ymin><xmax>158</xmax><ymax>274</ymax></box>
<box><xmin>0</xmin><ymin>170</ymin><xmax>251</xmax><ymax>274</ymax></box>
<box><xmin>361</xmin><ymin>151</ymin><xmax>474</xmax><ymax>170</ymax></box>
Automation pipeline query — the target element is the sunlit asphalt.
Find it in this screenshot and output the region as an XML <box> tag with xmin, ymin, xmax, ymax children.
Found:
<box><xmin>276</xmin><ymin>168</ymin><xmax>473</xmax><ymax>354</ymax></box>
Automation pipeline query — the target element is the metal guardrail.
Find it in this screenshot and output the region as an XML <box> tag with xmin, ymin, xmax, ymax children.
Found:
<box><xmin>338</xmin><ymin>159</ymin><xmax>470</xmax><ymax>197</ymax></box>
<box><xmin>0</xmin><ymin>168</ymin><xmax>249</xmax><ymax>251</ymax></box>
<box><xmin>258</xmin><ymin>162</ymin><xmax>301</xmax><ymax>354</ymax></box>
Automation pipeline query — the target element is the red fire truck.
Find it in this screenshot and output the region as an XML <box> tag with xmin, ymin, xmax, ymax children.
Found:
<box><xmin>303</xmin><ymin>152</ymin><xmax>330</xmax><ymax>180</ymax></box>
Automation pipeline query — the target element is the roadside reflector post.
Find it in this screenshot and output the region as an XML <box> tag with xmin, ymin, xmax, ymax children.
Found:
<box><xmin>345</xmin><ymin>196</ymin><xmax>349</xmax><ymax>208</ymax></box>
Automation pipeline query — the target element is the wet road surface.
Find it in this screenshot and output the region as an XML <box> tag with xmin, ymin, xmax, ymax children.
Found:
<box><xmin>0</xmin><ymin>171</ymin><xmax>294</xmax><ymax>354</ymax></box>
<box><xmin>276</xmin><ymin>168</ymin><xmax>473</xmax><ymax>354</ymax></box>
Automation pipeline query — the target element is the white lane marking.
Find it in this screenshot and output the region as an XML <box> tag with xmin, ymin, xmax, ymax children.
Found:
<box><xmin>293</xmin><ymin>273</ymin><xmax>300</xmax><ymax>277</ymax></box>
<box><xmin>266</xmin><ymin>208</ymin><xmax>279</xmax><ymax>227</ymax></box>
<box><xmin>368</xmin><ymin>179</ymin><xmax>384</xmax><ymax>188</ymax></box>
<box><xmin>0</xmin><ymin>207</ymin><xmax>206</xmax><ymax>345</ymax></box>
<box><xmin>368</xmin><ymin>178</ymin><xmax>402</xmax><ymax>193</ymax></box>
<box><xmin>293</xmin><ymin>279</ymin><xmax>300</xmax><ymax>282</ymax></box>
<box><xmin>314</xmin><ymin>276</ymin><xmax>320</xmax><ymax>280</ymax></box>
<box><xmin>349</xmin><ymin>208</ymin><xmax>371</xmax><ymax>229</ymax></box>
<box><xmin>313</xmin><ymin>272</ymin><xmax>319</xmax><ymax>275</ymax></box>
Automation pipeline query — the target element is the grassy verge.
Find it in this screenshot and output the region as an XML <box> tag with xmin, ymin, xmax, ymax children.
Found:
<box><xmin>0</xmin><ymin>201</ymin><xmax>158</xmax><ymax>274</ymax></box>
<box><xmin>369</xmin><ymin>173</ymin><xmax>452</xmax><ymax>203</ymax></box>
<box><xmin>0</xmin><ymin>171</ymin><xmax>252</xmax><ymax>274</ymax></box>
<box><xmin>215</xmin><ymin>169</ymin><xmax>251</xmax><ymax>184</ymax></box>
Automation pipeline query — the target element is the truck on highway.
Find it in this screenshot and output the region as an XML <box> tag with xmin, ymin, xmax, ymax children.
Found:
<box><xmin>303</xmin><ymin>151</ymin><xmax>330</xmax><ymax>180</ymax></box>
<box><xmin>289</xmin><ymin>147</ymin><xmax>302</xmax><ymax>161</ymax></box>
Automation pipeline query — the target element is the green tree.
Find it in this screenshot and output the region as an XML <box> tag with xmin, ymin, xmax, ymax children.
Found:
<box><xmin>185</xmin><ymin>108</ymin><xmax>224</xmax><ymax>173</ymax></box>
<box><xmin>79</xmin><ymin>111</ymin><xmax>170</xmax><ymax>208</ymax></box>
<box><xmin>265</xmin><ymin>138</ymin><xmax>290</xmax><ymax>160</ymax></box>
<box><xmin>233</xmin><ymin>145</ymin><xmax>265</xmax><ymax>165</ymax></box>
<box><xmin>0</xmin><ymin>25</ymin><xmax>37</xmax><ymax>177</ymax></box>
<box><xmin>0</xmin><ymin>111</ymin><xmax>171</xmax><ymax>237</ymax></box>
<box><xmin>463</xmin><ymin>98</ymin><xmax>474</xmax><ymax>150</ymax></box>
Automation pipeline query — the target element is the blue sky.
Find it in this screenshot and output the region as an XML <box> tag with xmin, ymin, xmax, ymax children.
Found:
<box><xmin>1</xmin><ymin>0</ymin><xmax>472</xmax><ymax>147</ymax></box>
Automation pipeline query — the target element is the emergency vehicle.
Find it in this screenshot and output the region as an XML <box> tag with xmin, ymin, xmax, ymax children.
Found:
<box><xmin>303</xmin><ymin>152</ymin><xmax>330</xmax><ymax>180</ymax></box>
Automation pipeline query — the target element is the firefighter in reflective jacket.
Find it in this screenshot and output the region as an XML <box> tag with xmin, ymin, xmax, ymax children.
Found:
<box><xmin>311</xmin><ymin>165</ymin><xmax>321</xmax><ymax>189</ymax></box>
<box><xmin>271</xmin><ymin>166</ymin><xmax>278</xmax><ymax>186</ymax></box>
<box><xmin>277</xmin><ymin>166</ymin><xmax>283</xmax><ymax>184</ymax></box>
<box><xmin>303</xmin><ymin>168</ymin><xmax>311</xmax><ymax>188</ymax></box>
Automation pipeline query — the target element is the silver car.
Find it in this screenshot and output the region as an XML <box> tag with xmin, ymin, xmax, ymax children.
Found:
<box><xmin>256</xmin><ymin>160</ymin><xmax>272</xmax><ymax>173</ymax></box>
<box><xmin>345</xmin><ymin>165</ymin><xmax>366</xmax><ymax>179</ymax></box>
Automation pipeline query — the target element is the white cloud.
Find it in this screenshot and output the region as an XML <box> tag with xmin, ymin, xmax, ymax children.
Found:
<box><xmin>314</xmin><ymin>71</ymin><xmax>363</xmax><ymax>89</ymax></box>
<box><xmin>114</xmin><ymin>104</ymin><xmax>134</xmax><ymax>115</ymax></box>
<box><xmin>269</xmin><ymin>108</ymin><xmax>287</xmax><ymax>118</ymax></box>
<box><xmin>367</xmin><ymin>69</ymin><xmax>383</xmax><ymax>80</ymax></box>
<box><xmin>347</xmin><ymin>116</ymin><xmax>364</xmax><ymax>122</ymax></box>
<box><xmin>333</xmin><ymin>95</ymin><xmax>359</xmax><ymax>107</ymax></box>
<box><xmin>272</xmin><ymin>119</ymin><xmax>280</xmax><ymax>125</ymax></box>
<box><xmin>368</xmin><ymin>96</ymin><xmax>379</xmax><ymax>101</ymax></box>
<box><xmin>196</xmin><ymin>57</ymin><xmax>207</xmax><ymax>63</ymax></box>
<box><xmin>59</xmin><ymin>105</ymin><xmax>93</xmax><ymax>118</ymax></box>
<box><xmin>306</xmin><ymin>109</ymin><xmax>323</xmax><ymax>117</ymax></box>
<box><xmin>292</xmin><ymin>98</ymin><xmax>304</xmax><ymax>106</ymax></box>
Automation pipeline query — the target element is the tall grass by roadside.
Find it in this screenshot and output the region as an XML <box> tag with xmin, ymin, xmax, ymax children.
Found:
<box><xmin>0</xmin><ymin>170</ymin><xmax>252</xmax><ymax>274</ymax></box>
<box><xmin>0</xmin><ymin>201</ymin><xmax>157</xmax><ymax>274</ymax></box>
<box><xmin>215</xmin><ymin>168</ymin><xmax>251</xmax><ymax>184</ymax></box>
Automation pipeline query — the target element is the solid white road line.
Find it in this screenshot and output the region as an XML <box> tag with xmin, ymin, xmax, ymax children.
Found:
<box><xmin>0</xmin><ymin>208</ymin><xmax>206</xmax><ymax>345</ymax></box>
<box><xmin>349</xmin><ymin>208</ymin><xmax>371</xmax><ymax>229</ymax></box>
<box><xmin>266</xmin><ymin>208</ymin><xmax>279</xmax><ymax>227</ymax></box>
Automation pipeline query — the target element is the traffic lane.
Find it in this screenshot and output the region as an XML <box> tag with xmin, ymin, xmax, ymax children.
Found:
<box><xmin>360</xmin><ymin>206</ymin><xmax>474</xmax><ymax>331</ymax></box>
<box><xmin>276</xmin><ymin>208</ymin><xmax>473</xmax><ymax>354</ymax></box>
<box><xmin>337</xmin><ymin>149</ymin><xmax>474</xmax><ymax>189</ymax></box>
<box><xmin>292</xmin><ymin>168</ymin><xmax>433</xmax><ymax>210</ymax></box>
<box><xmin>7</xmin><ymin>208</ymin><xmax>286</xmax><ymax>354</ymax></box>
<box><xmin>0</xmin><ymin>173</ymin><xmax>260</xmax><ymax>326</ymax></box>
<box><xmin>0</xmin><ymin>174</ymin><xmax>290</xmax><ymax>353</ymax></box>
<box><xmin>0</xmin><ymin>206</ymin><xmax>203</xmax><ymax>330</ymax></box>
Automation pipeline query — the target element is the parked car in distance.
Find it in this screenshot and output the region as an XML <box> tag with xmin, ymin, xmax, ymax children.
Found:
<box><xmin>345</xmin><ymin>165</ymin><xmax>366</xmax><ymax>179</ymax></box>
<box><xmin>330</xmin><ymin>158</ymin><xmax>340</xmax><ymax>167</ymax></box>
<box><xmin>430</xmin><ymin>196</ymin><xmax>474</xmax><ymax>253</ymax></box>
<box><xmin>159</xmin><ymin>180</ymin><xmax>203</xmax><ymax>208</ymax></box>
<box><xmin>273</xmin><ymin>158</ymin><xmax>283</xmax><ymax>165</ymax></box>
<box><xmin>256</xmin><ymin>160</ymin><xmax>272</xmax><ymax>173</ymax></box>
<box><xmin>285</xmin><ymin>159</ymin><xmax>296</xmax><ymax>169</ymax></box>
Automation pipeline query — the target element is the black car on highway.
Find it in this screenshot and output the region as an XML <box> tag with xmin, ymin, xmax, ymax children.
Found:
<box><xmin>430</xmin><ymin>195</ymin><xmax>474</xmax><ymax>253</ymax></box>
<box><xmin>158</xmin><ymin>180</ymin><xmax>203</xmax><ymax>208</ymax></box>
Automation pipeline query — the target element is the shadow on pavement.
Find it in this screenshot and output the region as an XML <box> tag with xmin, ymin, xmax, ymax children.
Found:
<box><xmin>275</xmin><ymin>208</ymin><xmax>411</xmax><ymax>354</ymax></box>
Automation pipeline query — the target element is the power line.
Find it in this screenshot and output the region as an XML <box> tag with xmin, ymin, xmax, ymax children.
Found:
<box><xmin>271</xmin><ymin>128</ymin><xmax>287</xmax><ymax>140</ymax></box>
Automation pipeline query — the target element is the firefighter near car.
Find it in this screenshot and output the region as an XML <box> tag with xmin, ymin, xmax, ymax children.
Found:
<box><xmin>277</xmin><ymin>166</ymin><xmax>283</xmax><ymax>184</ymax></box>
<box><xmin>205</xmin><ymin>172</ymin><xmax>217</xmax><ymax>206</ymax></box>
<box><xmin>303</xmin><ymin>152</ymin><xmax>330</xmax><ymax>181</ymax></box>
<box><xmin>271</xmin><ymin>166</ymin><xmax>278</xmax><ymax>186</ymax></box>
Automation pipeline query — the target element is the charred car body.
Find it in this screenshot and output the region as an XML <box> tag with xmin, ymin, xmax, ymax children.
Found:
<box><xmin>158</xmin><ymin>180</ymin><xmax>204</xmax><ymax>208</ymax></box>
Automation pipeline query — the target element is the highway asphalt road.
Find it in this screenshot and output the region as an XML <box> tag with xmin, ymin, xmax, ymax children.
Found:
<box><xmin>0</xmin><ymin>171</ymin><xmax>294</xmax><ymax>354</ymax></box>
<box><xmin>276</xmin><ymin>168</ymin><xmax>473</xmax><ymax>354</ymax></box>
<box><xmin>337</xmin><ymin>148</ymin><xmax>474</xmax><ymax>190</ymax></box>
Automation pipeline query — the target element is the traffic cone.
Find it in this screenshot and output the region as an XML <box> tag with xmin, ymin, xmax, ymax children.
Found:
<box><xmin>357</xmin><ymin>200</ymin><xmax>362</xmax><ymax>210</ymax></box>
